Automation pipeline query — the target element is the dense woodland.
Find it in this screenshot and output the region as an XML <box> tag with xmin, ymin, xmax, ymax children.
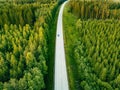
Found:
<box><xmin>74</xmin><ymin>20</ymin><xmax>120</xmax><ymax>89</ymax></box>
<box><xmin>0</xmin><ymin>0</ymin><xmax>54</xmax><ymax>4</ymax></box>
<box><xmin>0</xmin><ymin>0</ymin><xmax>58</xmax><ymax>89</ymax></box>
<box><xmin>64</xmin><ymin>0</ymin><xmax>120</xmax><ymax>90</ymax></box>
<box><xmin>69</xmin><ymin>0</ymin><xmax>120</xmax><ymax>19</ymax></box>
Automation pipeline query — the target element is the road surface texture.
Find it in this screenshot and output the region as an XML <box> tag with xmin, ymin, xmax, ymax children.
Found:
<box><xmin>54</xmin><ymin>1</ymin><xmax>69</xmax><ymax>90</ymax></box>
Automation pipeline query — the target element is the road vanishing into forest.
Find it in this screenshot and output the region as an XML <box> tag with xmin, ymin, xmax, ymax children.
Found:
<box><xmin>54</xmin><ymin>1</ymin><xmax>69</xmax><ymax>90</ymax></box>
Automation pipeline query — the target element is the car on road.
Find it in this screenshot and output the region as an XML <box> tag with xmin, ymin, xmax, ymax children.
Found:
<box><xmin>57</xmin><ymin>34</ymin><xmax>60</xmax><ymax>37</ymax></box>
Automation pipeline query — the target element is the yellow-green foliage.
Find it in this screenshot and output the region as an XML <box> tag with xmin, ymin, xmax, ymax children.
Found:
<box><xmin>0</xmin><ymin>0</ymin><xmax>58</xmax><ymax>89</ymax></box>
<box><xmin>64</xmin><ymin>1</ymin><xmax>120</xmax><ymax>89</ymax></box>
<box><xmin>69</xmin><ymin>0</ymin><xmax>120</xmax><ymax>20</ymax></box>
<box><xmin>74</xmin><ymin>19</ymin><xmax>120</xmax><ymax>89</ymax></box>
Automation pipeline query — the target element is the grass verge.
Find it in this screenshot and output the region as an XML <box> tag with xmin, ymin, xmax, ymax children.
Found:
<box><xmin>63</xmin><ymin>3</ymin><xmax>80</xmax><ymax>90</ymax></box>
<box><xmin>46</xmin><ymin>5</ymin><xmax>60</xmax><ymax>90</ymax></box>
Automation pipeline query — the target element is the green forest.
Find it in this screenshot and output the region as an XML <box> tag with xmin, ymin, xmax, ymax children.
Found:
<box><xmin>64</xmin><ymin>0</ymin><xmax>120</xmax><ymax>90</ymax></box>
<box><xmin>0</xmin><ymin>0</ymin><xmax>59</xmax><ymax>90</ymax></box>
<box><xmin>0</xmin><ymin>0</ymin><xmax>120</xmax><ymax>90</ymax></box>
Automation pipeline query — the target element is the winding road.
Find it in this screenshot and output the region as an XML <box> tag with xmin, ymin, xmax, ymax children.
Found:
<box><xmin>54</xmin><ymin>1</ymin><xmax>69</xmax><ymax>90</ymax></box>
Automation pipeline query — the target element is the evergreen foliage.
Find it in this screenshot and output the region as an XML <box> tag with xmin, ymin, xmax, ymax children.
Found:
<box><xmin>64</xmin><ymin>0</ymin><xmax>120</xmax><ymax>89</ymax></box>
<box><xmin>69</xmin><ymin>0</ymin><xmax>120</xmax><ymax>20</ymax></box>
<box><xmin>0</xmin><ymin>0</ymin><xmax>58</xmax><ymax>89</ymax></box>
<box><xmin>74</xmin><ymin>20</ymin><xmax>120</xmax><ymax>89</ymax></box>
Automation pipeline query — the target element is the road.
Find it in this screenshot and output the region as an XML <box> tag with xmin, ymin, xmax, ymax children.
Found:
<box><xmin>54</xmin><ymin>1</ymin><xmax>69</xmax><ymax>90</ymax></box>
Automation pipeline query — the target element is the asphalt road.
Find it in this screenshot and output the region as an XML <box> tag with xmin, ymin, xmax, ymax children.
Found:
<box><xmin>54</xmin><ymin>1</ymin><xmax>69</xmax><ymax>90</ymax></box>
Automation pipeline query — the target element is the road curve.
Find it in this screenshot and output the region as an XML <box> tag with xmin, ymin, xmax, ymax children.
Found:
<box><xmin>54</xmin><ymin>1</ymin><xmax>69</xmax><ymax>90</ymax></box>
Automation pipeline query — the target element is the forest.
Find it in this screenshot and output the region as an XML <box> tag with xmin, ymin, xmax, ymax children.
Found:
<box><xmin>64</xmin><ymin>0</ymin><xmax>120</xmax><ymax>90</ymax></box>
<box><xmin>69</xmin><ymin>0</ymin><xmax>120</xmax><ymax>20</ymax></box>
<box><xmin>0</xmin><ymin>0</ymin><xmax>58</xmax><ymax>90</ymax></box>
<box><xmin>1</xmin><ymin>0</ymin><xmax>120</xmax><ymax>90</ymax></box>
